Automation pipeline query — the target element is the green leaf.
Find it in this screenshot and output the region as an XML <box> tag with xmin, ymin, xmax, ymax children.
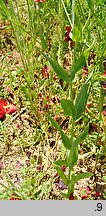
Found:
<box><xmin>61</xmin><ymin>130</ymin><xmax>72</xmax><ymax>149</ymax></box>
<box><xmin>54</xmin><ymin>165</ymin><xmax>69</xmax><ymax>186</ymax></box>
<box><xmin>43</xmin><ymin>54</ymin><xmax>70</xmax><ymax>82</ymax></box>
<box><xmin>86</xmin><ymin>0</ymin><xmax>94</xmax><ymax>11</ymax></box>
<box><xmin>72</xmin><ymin>172</ymin><xmax>93</xmax><ymax>184</ymax></box>
<box><xmin>67</xmin><ymin>124</ymin><xmax>89</xmax><ymax>170</ymax></box>
<box><xmin>60</xmin><ymin>99</ymin><xmax>76</xmax><ymax>118</ymax></box>
<box><xmin>72</xmin><ymin>26</ymin><xmax>82</xmax><ymax>42</ymax></box>
<box><xmin>74</xmin><ymin>8</ymin><xmax>82</xmax><ymax>32</ymax></box>
<box><xmin>67</xmin><ymin>125</ymin><xmax>89</xmax><ymax>170</ymax></box>
<box><xmin>0</xmin><ymin>0</ymin><xmax>10</xmax><ymax>19</ymax></box>
<box><xmin>74</xmin><ymin>83</ymin><xmax>89</xmax><ymax>120</ymax></box>
<box><xmin>70</xmin><ymin>48</ymin><xmax>90</xmax><ymax>81</ymax></box>
<box><xmin>67</xmin><ymin>125</ymin><xmax>89</xmax><ymax>169</ymax></box>
<box><xmin>20</xmin><ymin>85</ymin><xmax>32</xmax><ymax>101</ymax></box>
<box><xmin>39</xmin><ymin>32</ymin><xmax>47</xmax><ymax>50</ymax></box>
<box><xmin>71</xmin><ymin>147</ymin><xmax>78</xmax><ymax>167</ymax></box>
<box><xmin>96</xmin><ymin>0</ymin><xmax>105</xmax><ymax>5</ymax></box>
<box><xmin>47</xmin><ymin>114</ymin><xmax>71</xmax><ymax>149</ymax></box>
<box><xmin>74</xmin><ymin>124</ymin><xmax>89</xmax><ymax>145</ymax></box>
<box><xmin>47</xmin><ymin>114</ymin><xmax>60</xmax><ymax>131</ymax></box>
<box><xmin>68</xmin><ymin>125</ymin><xmax>89</xmax><ymax>168</ymax></box>
<box><xmin>70</xmin><ymin>53</ymin><xmax>86</xmax><ymax>81</ymax></box>
<box><xmin>54</xmin><ymin>160</ymin><xmax>68</xmax><ymax>167</ymax></box>
<box><xmin>67</xmin><ymin>145</ymin><xmax>78</xmax><ymax>169</ymax></box>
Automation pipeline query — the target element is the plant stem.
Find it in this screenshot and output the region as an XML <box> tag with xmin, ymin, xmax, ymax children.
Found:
<box><xmin>82</xmin><ymin>11</ymin><xmax>91</xmax><ymax>32</ymax></box>
<box><xmin>10</xmin><ymin>21</ymin><xmax>26</xmax><ymax>71</ymax></box>
<box><xmin>67</xmin><ymin>0</ymin><xmax>76</xmax><ymax>198</ymax></box>
<box><xmin>61</xmin><ymin>0</ymin><xmax>73</xmax><ymax>27</ymax></box>
<box><xmin>93</xmin><ymin>87</ymin><xmax>104</xmax><ymax>176</ymax></box>
<box><xmin>77</xmin><ymin>0</ymin><xmax>86</xmax><ymax>24</ymax></box>
<box><xmin>72</xmin><ymin>0</ymin><xmax>75</xmax><ymax>27</ymax></box>
<box><xmin>26</xmin><ymin>0</ymin><xmax>32</xmax><ymax>29</ymax></box>
<box><xmin>69</xmin><ymin>0</ymin><xmax>75</xmax><ymax>138</ymax></box>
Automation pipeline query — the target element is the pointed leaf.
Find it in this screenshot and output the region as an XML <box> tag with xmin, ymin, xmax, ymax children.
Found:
<box><xmin>72</xmin><ymin>147</ymin><xmax>78</xmax><ymax>167</ymax></box>
<box><xmin>70</xmin><ymin>49</ymin><xmax>90</xmax><ymax>81</ymax></box>
<box><xmin>47</xmin><ymin>114</ymin><xmax>60</xmax><ymax>131</ymax></box>
<box><xmin>61</xmin><ymin>99</ymin><xmax>76</xmax><ymax>118</ymax></box>
<box><xmin>54</xmin><ymin>165</ymin><xmax>69</xmax><ymax>186</ymax></box>
<box><xmin>67</xmin><ymin>124</ymin><xmax>89</xmax><ymax>169</ymax></box>
<box><xmin>47</xmin><ymin>114</ymin><xmax>71</xmax><ymax>149</ymax></box>
<box><xmin>0</xmin><ymin>0</ymin><xmax>10</xmax><ymax>19</ymax></box>
<box><xmin>74</xmin><ymin>83</ymin><xmax>89</xmax><ymax>120</ymax></box>
<box><xmin>70</xmin><ymin>53</ymin><xmax>86</xmax><ymax>81</ymax></box>
<box><xmin>43</xmin><ymin>54</ymin><xmax>70</xmax><ymax>82</ymax></box>
<box><xmin>39</xmin><ymin>32</ymin><xmax>47</xmax><ymax>50</ymax></box>
<box><xmin>96</xmin><ymin>0</ymin><xmax>105</xmax><ymax>4</ymax></box>
<box><xmin>72</xmin><ymin>172</ymin><xmax>93</xmax><ymax>184</ymax></box>
<box><xmin>70</xmin><ymin>147</ymin><xmax>78</xmax><ymax>168</ymax></box>
<box><xmin>74</xmin><ymin>124</ymin><xmax>89</xmax><ymax>145</ymax></box>
<box><xmin>61</xmin><ymin>130</ymin><xmax>72</xmax><ymax>149</ymax></box>
<box><xmin>72</xmin><ymin>26</ymin><xmax>82</xmax><ymax>42</ymax></box>
<box><xmin>54</xmin><ymin>160</ymin><xmax>68</xmax><ymax>167</ymax></box>
<box><xmin>67</xmin><ymin>145</ymin><xmax>78</xmax><ymax>170</ymax></box>
<box><xmin>86</xmin><ymin>0</ymin><xmax>94</xmax><ymax>11</ymax></box>
<box><xmin>67</xmin><ymin>125</ymin><xmax>89</xmax><ymax>169</ymax></box>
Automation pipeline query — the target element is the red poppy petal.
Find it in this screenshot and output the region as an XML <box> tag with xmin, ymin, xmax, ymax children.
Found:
<box><xmin>0</xmin><ymin>106</ymin><xmax>6</xmax><ymax>119</ymax></box>
<box><xmin>0</xmin><ymin>99</ymin><xmax>8</xmax><ymax>107</ymax></box>
<box><xmin>5</xmin><ymin>104</ymin><xmax>17</xmax><ymax>114</ymax></box>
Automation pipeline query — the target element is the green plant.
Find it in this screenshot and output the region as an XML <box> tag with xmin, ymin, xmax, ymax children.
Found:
<box><xmin>43</xmin><ymin>0</ymin><xmax>105</xmax><ymax>199</ymax></box>
<box><xmin>0</xmin><ymin>0</ymin><xmax>105</xmax><ymax>200</ymax></box>
<box><xmin>43</xmin><ymin>0</ymin><xmax>93</xmax><ymax>200</ymax></box>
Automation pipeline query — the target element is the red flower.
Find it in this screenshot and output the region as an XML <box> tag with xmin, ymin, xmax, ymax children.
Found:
<box><xmin>80</xmin><ymin>186</ymin><xmax>92</xmax><ymax>200</ymax></box>
<box><xmin>10</xmin><ymin>194</ymin><xmax>21</xmax><ymax>200</ymax></box>
<box><xmin>66</xmin><ymin>26</ymin><xmax>72</xmax><ymax>33</ymax></box>
<box><xmin>41</xmin><ymin>65</ymin><xmax>49</xmax><ymax>78</ymax></box>
<box><xmin>0</xmin><ymin>99</ymin><xmax>8</xmax><ymax>119</ymax></box>
<box><xmin>34</xmin><ymin>0</ymin><xmax>46</xmax><ymax>2</ymax></box>
<box><xmin>104</xmin><ymin>70</ymin><xmax>106</xmax><ymax>77</ymax></box>
<box><xmin>94</xmin><ymin>191</ymin><xmax>102</xmax><ymax>198</ymax></box>
<box><xmin>0</xmin><ymin>105</ymin><xmax>5</xmax><ymax>119</ymax></box>
<box><xmin>0</xmin><ymin>99</ymin><xmax>8</xmax><ymax>107</ymax></box>
<box><xmin>61</xmin><ymin>166</ymin><xmax>66</xmax><ymax>172</ymax></box>
<box><xmin>5</xmin><ymin>104</ymin><xmax>17</xmax><ymax>114</ymax></box>
<box><xmin>65</xmin><ymin>26</ymin><xmax>74</xmax><ymax>48</ymax></box>
<box><xmin>45</xmin><ymin>103</ymin><xmax>49</xmax><ymax>111</ymax></box>
<box><xmin>87</xmin><ymin>103</ymin><xmax>92</xmax><ymax>108</ymax></box>
<box><xmin>0</xmin><ymin>99</ymin><xmax>16</xmax><ymax>119</ymax></box>
<box><xmin>65</xmin><ymin>26</ymin><xmax>72</xmax><ymax>42</ymax></box>
<box><xmin>69</xmin><ymin>39</ymin><xmax>75</xmax><ymax>48</ymax></box>
<box><xmin>38</xmin><ymin>92</ymin><xmax>43</xmax><ymax>98</ymax></box>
